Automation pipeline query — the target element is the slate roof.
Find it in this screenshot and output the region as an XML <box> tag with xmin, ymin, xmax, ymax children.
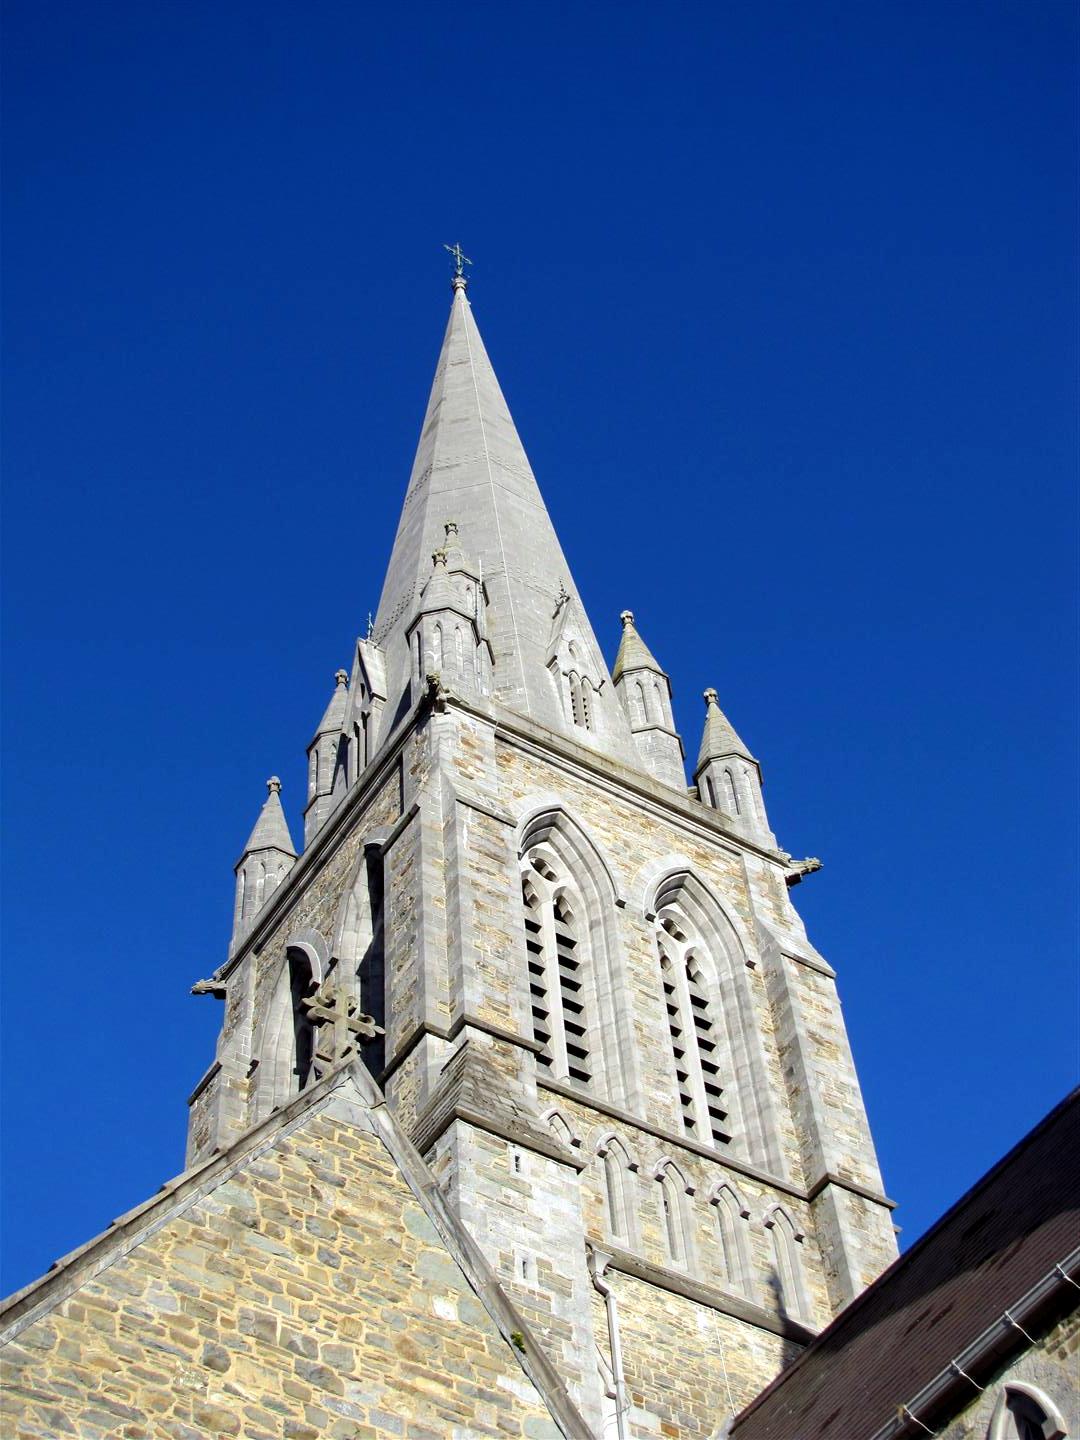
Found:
<box><xmin>731</xmin><ymin>1089</ymin><xmax>1080</xmax><ymax>1440</ymax></box>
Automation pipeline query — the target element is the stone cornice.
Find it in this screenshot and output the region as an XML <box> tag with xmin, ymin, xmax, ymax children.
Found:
<box><xmin>807</xmin><ymin>1169</ymin><xmax>897</xmax><ymax>1211</ymax></box>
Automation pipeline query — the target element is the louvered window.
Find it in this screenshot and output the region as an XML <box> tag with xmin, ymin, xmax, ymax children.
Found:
<box><xmin>521</xmin><ymin>856</ymin><xmax>593</xmax><ymax>1090</ymax></box>
<box><xmin>658</xmin><ymin>915</ymin><xmax>730</xmax><ymax>1148</ymax></box>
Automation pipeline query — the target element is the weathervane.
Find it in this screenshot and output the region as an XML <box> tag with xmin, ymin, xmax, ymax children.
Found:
<box><xmin>444</xmin><ymin>242</ymin><xmax>472</xmax><ymax>278</ymax></box>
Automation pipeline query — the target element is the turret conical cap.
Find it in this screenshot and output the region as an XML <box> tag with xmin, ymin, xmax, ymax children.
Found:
<box><xmin>612</xmin><ymin>610</ymin><xmax>665</xmax><ymax>684</ymax></box>
<box><xmin>312</xmin><ymin>670</ymin><xmax>349</xmax><ymax>740</ymax></box>
<box><xmin>239</xmin><ymin>776</ymin><xmax>297</xmax><ymax>859</ymax></box>
<box><xmin>696</xmin><ymin>688</ymin><xmax>755</xmax><ymax>772</ymax></box>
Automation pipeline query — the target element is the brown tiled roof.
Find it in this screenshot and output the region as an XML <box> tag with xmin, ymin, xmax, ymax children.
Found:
<box><xmin>732</xmin><ymin>1089</ymin><xmax>1080</xmax><ymax>1440</ymax></box>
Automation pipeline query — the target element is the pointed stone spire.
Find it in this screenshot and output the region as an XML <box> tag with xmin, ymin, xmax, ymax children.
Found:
<box><xmin>370</xmin><ymin>284</ymin><xmax>635</xmax><ymax>760</ymax></box>
<box><xmin>305</xmin><ymin>672</ymin><xmax>349</xmax><ymax>847</ymax></box>
<box><xmin>231</xmin><ymin>778</ymin><xmax>297</xmax><ymax>953</ymax></box>
<box><xmin>697</xmin><ymin>688</ymin><xmax>754</xmax><ymax>770</ymax></box>
<box><xmin>695</xmin><ymin>691</ymin><xmax>774</xmax><ymax>843</ymax></box>
<box><xmin>612</xmin><ymin>610</ymin><xmax>663</xmax><ymax>685</ymax></box>
<box><xmin>241</xmin><ymin>776</ymin><xmax>297</xmax><ymax>856</ymax></box>
<box><xmin>611</xmin><ymin>611</ymin><xmax>685</xmax><ymax>790</ymax></box>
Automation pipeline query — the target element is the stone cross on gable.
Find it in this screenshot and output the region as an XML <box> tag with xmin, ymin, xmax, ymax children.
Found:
<box><xmin>301</xmin><ymin>981</ymin><xmax>383</xmax><ymax>1075</ymax></box>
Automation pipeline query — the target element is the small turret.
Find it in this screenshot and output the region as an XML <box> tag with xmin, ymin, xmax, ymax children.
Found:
<box><xmin>695</xmin><ymin>689</ymin><xmax>774</xmax><ymax>843</ymax></box>
<box><xmin>231</xmin><ymin>777</ymin><xmax>297</xmax><ymax>953</ymax></box>
<box><xmin>612</xmin><ymin>611</ymin><xmax>685</xmax><ymax>789</ymax></box>
<box><xmin>405</xmin><ymin>523</ymin><xmax>492</xmax><ymax>700</ymax></box>
<box><xmin>304</xmin><ymin>670</ymin><xmax>349</xmax><ymax>847</ymax></box>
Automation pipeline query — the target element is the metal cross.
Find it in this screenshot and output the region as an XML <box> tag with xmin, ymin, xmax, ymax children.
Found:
<box><xmin>302</xmin><ymin>982</ymin><xmax>382</xmax><ymax>1074</ymax></box>
<box><xmin>444</xmin><ymin>242</ymin><xmax>472</xmax><ymax>277</ymax></box>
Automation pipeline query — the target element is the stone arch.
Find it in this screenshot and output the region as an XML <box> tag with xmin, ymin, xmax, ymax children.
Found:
<box><xmin>540</xmin><ymin>1106</ymin><xmax>583</xmax><ymax>1152</ymax></box>
<box><xmin>988</xmin><ymin>1383</ymin><xmax>1068</xmax><ymax>1440</ymax></box>
<box><xmin>645</xmin><ymin>866</ymin><xmax>782</xmax><ymax>1174</ymax></box>
<box><xmin>708</xmin><ymin>1180</ymin><xmax>752</xmax><ymax>1296</ymax></box>
<box><xmin>283</xmin><ymin>928</ymin><xmax>328</xmax><ymax>986</ymax></box>
<box><xmin>330</xmin><ymin>842</ymin><xmax>385</xmax><ymax>1056</ymax></box>
<box><xmin>517</xmin><ymin>804</ymin><xmax>638</xmax><ymax>1107</ymax></box>
<box><xmin>763</xmin><ymin>1203</ymin><xmax>809</xmax><ymax>1321</ymax></box>
<box><xmin>652</xmin><ymin>1158</ymin><xmax>694</xmax><ymax>1269</ymax></box>
<box><xmin>595</xmin><ymin>1132</ymin><xmax>640</xmax><ymax>1246</ymax></box>
<box><xmin>255</xmin><ymin>947</ymin><xmax>318</xmax><ymax>1121</ymax></box>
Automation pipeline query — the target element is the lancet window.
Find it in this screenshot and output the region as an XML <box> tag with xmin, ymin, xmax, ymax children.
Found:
<box><xmin>655</xmin><ymin>1162</ymin><xmax>691</xmax><ymax>1268</ymax></box>
<box><xmin>657</xmin><ymin>913</ymin><xmax>730</xmax><ymax>1148</ymax></box>
<box><xmin>521</xmin><ymin>855</ymin><xmax>593</xmax><ymax>1089</ymax></box>
<box><xmin>764</xmin><ymin>1205</ymin><xmax>808</xmax><ymax>1320</ymax></box>
<box><xmin>597</xmin><ymin>1136</ymin><xmax>637</xmax><ymax>1244</ymax></box>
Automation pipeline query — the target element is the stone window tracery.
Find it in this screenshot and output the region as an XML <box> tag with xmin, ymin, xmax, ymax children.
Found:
<box><xmin>657</xmin><ymin>913</ymin><xmax>730</xmax><ymax>1148</ymax></box>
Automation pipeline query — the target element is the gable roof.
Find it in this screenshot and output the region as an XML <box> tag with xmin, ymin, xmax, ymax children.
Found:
<box><xmin>731</xmin><ymin>1089</ymin><xmax>1080</xmax><ymax>1440</ymax></box>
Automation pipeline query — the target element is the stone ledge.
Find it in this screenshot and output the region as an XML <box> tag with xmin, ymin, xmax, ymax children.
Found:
<box><xmin>380</xmin><ymin>1013</ymin><xmax>546</xmax><ymax>1088</ymax></box>
<box><xmin>807</xmin><ymin>1170</ymin><xmax>897</xmax><ymax>1211</ymax></box>
<box><xmin>603</xmin><ymin>1242</ymin><xmax>818</xmax><ymax>1345</ymax></box>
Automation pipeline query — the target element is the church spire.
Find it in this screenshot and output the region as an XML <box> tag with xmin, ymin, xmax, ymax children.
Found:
<box><xmin>369</xmin><ymin>274</ymin><xmax>635</xmax><ymax>760</ymax></box>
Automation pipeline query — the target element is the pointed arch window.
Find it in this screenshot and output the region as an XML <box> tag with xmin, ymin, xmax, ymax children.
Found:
<box><xmin>724</xmin><ymin>767</ymin><xmax>740</xmax><ymax>815</ymax></box>
<box><xmin>597</xmin><ymin>1136</ymin><xmax>637</xmax><ymax>1244</ymax></box>
<box><xmin>521</xmin><ymin>855</ymin><xmax>593</xmax><ymax>1089</ymax></box>
<box><xmin>764</xmin><ymin>1205</ymin><xmax>808</xmax><ymax>1320</ymax></box>
<box><xmin>657</xmin><ymin>914</ymin><xmax>730</xmax><ymax>1148</ymax></box>
<box><xmin>711</xmin><ymin>1183</ymin><xmax>751</xmax><ymax>1296</ymax></box>
<box><xmin>655</xmin><ymin>1162</ymin><xmax>692</xmax><ymax>1268</ymax></box>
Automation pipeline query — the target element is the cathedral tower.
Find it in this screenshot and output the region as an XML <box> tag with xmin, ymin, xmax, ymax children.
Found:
<box><xmin>180</xmin><ymin>270</ymin><xmax>898</xmax><ymax>1434</ymax></box>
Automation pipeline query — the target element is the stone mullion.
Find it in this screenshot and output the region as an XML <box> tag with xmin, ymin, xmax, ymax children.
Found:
<box><xmin>672</xmin><ymin>940</ymin><xmax>710</xmax><ymax>1144</ymax></box>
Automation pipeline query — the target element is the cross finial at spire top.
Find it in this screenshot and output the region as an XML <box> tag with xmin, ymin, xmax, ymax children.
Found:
<box><xmin>444</xmin><ymin>242</ymin><xmax>472</xmax><ymax>290</ymax></box>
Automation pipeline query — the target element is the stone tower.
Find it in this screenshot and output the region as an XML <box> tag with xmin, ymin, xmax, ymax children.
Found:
<box><xmin>1</xmin><ymin>272</ymin><xmax>898</xmax><ymax>1440</ymax></box>
<box><xmin>182</xmin><ymin>272</ymin><xmax>898</xmax><ymax>1435</ymax></box>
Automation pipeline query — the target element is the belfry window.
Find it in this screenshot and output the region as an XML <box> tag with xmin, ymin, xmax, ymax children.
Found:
<box><xmin>521</xmin><ymin>855</ymin><xmax>593</xmax><ymax>1089</ymax></box>
<box><xmin>657</xmin><ymin>914</ymin><xmax>730</xmax><ymax>1148</ymax></box>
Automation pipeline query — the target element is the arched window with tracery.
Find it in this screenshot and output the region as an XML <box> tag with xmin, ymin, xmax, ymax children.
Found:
<box><xmin>522</xmin><ymin>856</ymin><xmax>593</xmax><ymax>1089</ymax></box>
<box><xmin>519</xmin><ymin>809</ymin><xmax>639</xmax><ymax>1108</ymax></box>
<box><xmin>657</xmin><ymin>912</ymin><xmax>731</xmax><ymax>1148</ymax></box>
<box><xmin>648</xmin><ymin>871</ymin><xmax>781</xmax><ymax>1173</ymax></box>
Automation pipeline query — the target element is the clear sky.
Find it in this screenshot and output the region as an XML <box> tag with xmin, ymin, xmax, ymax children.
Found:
<box><xmin>2</xmin><ymin>0</ymin><xmax>1076</xmax><ymax>1295</ymax></box>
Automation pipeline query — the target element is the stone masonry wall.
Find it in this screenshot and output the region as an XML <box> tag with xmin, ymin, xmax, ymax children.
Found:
<box><xmin>2</xmin><ymin>1078</ymin><xmax>570</xmax><ymax>1440</ymax></box>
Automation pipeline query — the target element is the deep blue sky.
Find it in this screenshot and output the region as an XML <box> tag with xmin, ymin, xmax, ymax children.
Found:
<box><xmin>3</xmin><ymin>1</ymin><xmax>1077</xmax><ymax>1294</ymax></box>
